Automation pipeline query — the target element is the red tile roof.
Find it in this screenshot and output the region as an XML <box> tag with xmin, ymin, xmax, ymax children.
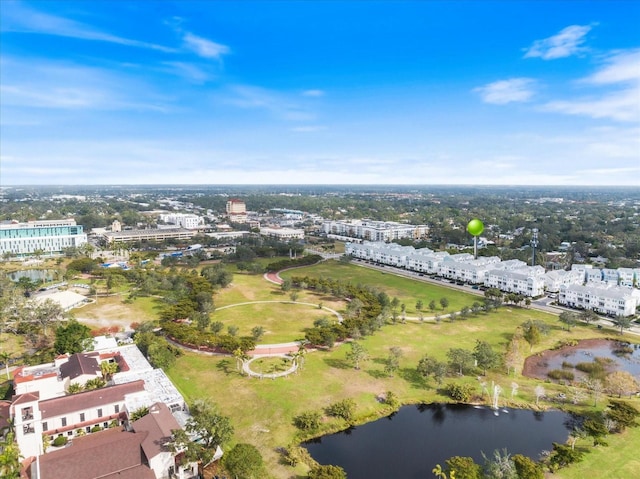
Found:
<box><xmin>59</xmin><ymin>352</ymin><xmax>101</xmax><ymax>380</ymax></box>
<box><xmin>34</xmin><ymin>427</ymin><xmax>156</xmax><ymax>479</ymax></box>
<box><xmin>39</xmin><ymin>380</ymin><xmax>145</xmax><ymax>419</ymax></box>
<box><xmin>133</xmin><ymin>402</ymin><xmax>181</xmax><ymax>460</ymax></box>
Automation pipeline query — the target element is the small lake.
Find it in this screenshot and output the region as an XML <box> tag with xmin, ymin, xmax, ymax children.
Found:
<box><xmin>524</xmin><ymin>339</ymin><xmax>640</xmax><ymax>381</ymax></box>
<box><xmin>304</xmin><ymin>403</ymin><xmax>571</xmax><ymax>479</ymax></box>
<box><xmin>9</xmin><ymin>269</ymin><xmax>57</xmax><ymax>282</ymax></box>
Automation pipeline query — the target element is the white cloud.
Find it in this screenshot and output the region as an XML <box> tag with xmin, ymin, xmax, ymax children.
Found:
<box><xmin>584</xmin><ymin>49</ymin><xmax>640</xmax><ymax>85</ymax></box>
<box><xmin>1</xmin><ymin>2</ymin><xmax>174</xmax><ymax>52</ymax></box>
<box><xmin>302</xmin><ymin>89</ymin><xmax>325</xmax><ymax>97</ymax></box>
<box><xmin>474</xmin><ymin>78</ymin><xmax>536</xmax><ymax>104</ymax></box>
<box><xmin>1</xmin><ymin>57</ymin><xmax>169</xmax><ymax>112</ymax></box>
<box><xmin>160</xmin><ymin>62</ymin><xmax>212</xmax><ymax>84</ymax></box>
<box><xmin>224</xmin><ymin>85</ymin><xmax>316</xmax><ymax>121</ymax></box>
<box><xmin>541</xmin><ymin>49</ymin><xmax>640</xmax><ymax>122</ymax></box>
<box><xmin>183</xmin><ymin>32</ymin><xmax>230</xmax><ymax>59</ymax></box>
<box><xmin>524</xmin><ymin>25</ymin><xmax>592</xmax><ymax>60</ymax></box>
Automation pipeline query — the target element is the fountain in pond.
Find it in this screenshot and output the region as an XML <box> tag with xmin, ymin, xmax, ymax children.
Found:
<box><xmin>492</xmin><ymin>384</ymin><xmax>503</xmax><ymax>415</ymax></box>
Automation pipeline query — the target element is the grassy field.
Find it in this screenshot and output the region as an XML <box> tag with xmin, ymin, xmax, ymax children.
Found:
<box><xmin>280</xmin><ymin>260</ymin><xmax>479</xmax><ymax>314</ymax></box>
<box><xmin>166</xmin><ymin>260</ymin><xmax>640</xmax><ymax>479</ymax></box>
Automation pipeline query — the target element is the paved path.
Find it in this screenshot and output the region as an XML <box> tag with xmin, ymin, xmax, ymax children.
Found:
<box><xmin>242</xmin><ymin>354</ymin><xmax>299</xmax><ymax>378</ymax></box>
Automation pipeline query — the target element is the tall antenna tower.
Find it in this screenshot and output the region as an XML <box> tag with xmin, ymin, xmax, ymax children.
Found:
<box><xmin>531</xmin><ymin>228</ymin><xmax>539</xmax><ymax>266</ymax></box>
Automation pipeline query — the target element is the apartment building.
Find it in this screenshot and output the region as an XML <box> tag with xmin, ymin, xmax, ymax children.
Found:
<box><xmin>323</xmin><ymin>219</ymin><xmax>428</xmax><ymax>242</ymax></box>
<box><xmin>0</xmin><ymin>219</ymin><xmax>87</xmax><ymax>256</ymax></box>
<box><xmin>558</xmin><ymin>283</ymin><xmax>640</xmax><ymax>317</ymax></box>
<box><xmin>225</xmin><ymin>199</ymin><xmax>247</xmax><ymax>223</ymax></box>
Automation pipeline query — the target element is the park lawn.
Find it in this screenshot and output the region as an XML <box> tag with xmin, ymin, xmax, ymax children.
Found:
<box><xmin>280</xmin><ymin>260</ymin><xmax>479</xmax><ymax>314</ymax></box>
<box><xmin>212</xmin><ymin>301</ymin><xmax>341</xmax><ymax>343</ymax></box>
<box><xmin>554</xmin><ymin>427</ymin><xmax>640</xmax><ymax>479</ymax></box>
<box><xmin>166</xmin><ymin>303</ymin><xmax>637</xmax><ymax>479</ymax></box>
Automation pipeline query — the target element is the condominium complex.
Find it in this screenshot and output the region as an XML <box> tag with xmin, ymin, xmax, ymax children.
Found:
<box><xmin>0</xmin><ymin>219</ymin><xmax>87</xmax><ymax>256</ymax></box>
<box><xmin>259</xmin><ymin>227</ymin><xmax>305</xmax><ymax>240</ymax></box>
<box><xmin>322</xmin><ymin>219</ymin><xmax>428</xmax><ymax>242</ymax></box>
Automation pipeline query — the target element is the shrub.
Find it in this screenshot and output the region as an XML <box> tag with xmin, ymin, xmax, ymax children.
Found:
<box><xmin>293</xmin><ymin>411</ymin><xmax>322</xmax><ymax>430</ymax></box>
<box><xmin>326</xmin><ymin>399</ymin><xmax>356</xmax><ymax>422</ymax></box>
<box><xmin>90</xmin><ymin>425</ymin><xmax>102</xmax><ymax>433</ymax></box>
<box><xmin>308</xmin><ymin>464</ymin><xmax>347</xmax><ymax>479</ymax></box>
<box><xmin>446</xmin><ymin>382</ymin><xmax>475</xmax><ymax>402</ymax></box>
<box><xmin>52</xmin><ymin>436</ymin><xmax>68</xmax><ymax>447</ymax></box>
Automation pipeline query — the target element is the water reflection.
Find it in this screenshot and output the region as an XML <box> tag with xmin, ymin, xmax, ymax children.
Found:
<box><xmin>304</xmin><ymin>403</ymin><xmax>570</xmax><ymax>479</ymax></box>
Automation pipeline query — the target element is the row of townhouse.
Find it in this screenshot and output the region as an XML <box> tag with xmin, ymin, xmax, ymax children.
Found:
<box><xmin>558</xmin><ymin>283</ymin><xmax>640</xmax><ymax>317</ymax></box>
<box><xmin>545</xmin><ymin>265</ymin><xmax>640</xmax><ymax>293</ymax></box>
<box><xmin>5</xmin><ymin>342</ymin><xmax>201</xmax><ymax>479</ymax></box>
<box><xmin>346</xmin><ymin>241</ymin><xmax>546</xmax><ymax>296</ymax></box>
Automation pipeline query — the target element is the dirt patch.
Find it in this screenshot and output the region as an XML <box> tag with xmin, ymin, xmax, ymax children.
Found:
<box><xmin>522</xmin><ymin>338</ymin><xmax>613</xmax><ymax>379</ymax></box>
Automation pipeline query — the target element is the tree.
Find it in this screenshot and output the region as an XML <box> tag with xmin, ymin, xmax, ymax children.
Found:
<box><xmin>447</xmin><ymin>348</ymin><xmax>474</xmax><ymax>375</ymax></box>
<box><xmin>326</xmin><ymin>399</ymin><xmax>356</xmax><ymax>422</ymax></box>
<box><xmin>417</xmin><ymin>354</ymin><xmax>448</xmax><ymax>385</ymax></box>
<box><xmin>176</xmin><ymin>399</ymin><xmax>234</xmax><ymax>466</ymax></box>
<box><xmin>440</xmin><ymin>297</ymin><xmax>449</xmax><ymax>311</ymax></box>
<box><xmin>33</xmin><ymin>299</ymin><xmax>64</xmax><ymax>335</ymax></box>
<box><xmin>504</xmin><ymin>335</ymin><xmax>524</xmax><ymax>375</ymax></box>
<box><xmin>473</xmin><ymin>340</ymin><xmax>500</xmax><ymax>375</ymax></box>
<box><xmin>227</xmin><ymin>325</ymin><xmax>239</xmax><ymax>337</ymax></box>
<box><xmin>445</xmin><ymin>456</ymin><xmax>481</xmax><ymax>479</ymax></box>
<box><xmin>579</xmin><ymin>309</ymin><xmax>599</xmax><ymax>325</ymax></box>
<box><xmin>308</xmin><ymin>464</ymin><xmax>347</xmax><ymax>479</ymax></box>
<box><xmin>481</xmin><ymin>449</ymin><xmax>517</xmax><ymax>479</ymax></box>
<box><xmin>559</xmin><ymin>311</ymin><xmax>578</xmax><ymax>331</ymax></box>
<box><xmin>0</xmin><ymin>351</ymin><xmax>11</xmax><ymax>380</ymax></box>
<box><xmin>605</xmin><ymin>370</ymin><xmax>639</xmax><ymax>398</ymax></box>
<box><xmin>289</xmin><ymin>291</ymin><xmax>299</xmax><ymax>302</ymax></box>
<box><xmin>100</xmin><ymin>361</ymin><xmax>118</xmax><ymax>380</ymax></box>
<box><xmin>54</xmin><ymin>319</ymin><xmax>92</xmax><ymax>354</ymax></box>
<box><xmin>345</xmin><ymin>341</ymin><xmax>369</xmax><ymax>370</ymax></box>
<box><xmin>613</xmin><ymin>316</ymin><xmax>632</xmax><ymax>335</ymax></box>
<box><xmin>0</xmin><ymin>431</ymin><xmax>22</xmax><ymax>479</ymax></box>
<box><xmin>251</xmin><ymin>326</ymin><xmax>265</xmax><ymax>341</ymax></box>
<box><xmin>581</xmin><ymin>377</ymin><xmax>604</xmax><ymax>406</ymax></box>
<box><xmin>67</xmin><ymin>383</ymin><xmax>83</xmax><ymax>394</ymax></box>
<box><xmin>428</xmin><ymin>300</ymin><xmax>437</xmax><ymax>313</ymax></box>
<box><xmin>222</xmin><ymin>443</ymin><xmax>265</xmax><ymax>479</ymax></box>
<box><xmin>210</xmin><ymin>321</ymin><xmax>224</xmax><ymax>335</ymax></box>
<box><xmin>416</xmin><ymin>300</ymin><xmax>423</xmax><ymax>311</ymax></box>
<box><xmin>606</xmin><ymin>399</ymin><xmax>640</xmax><ymax>431</ymax></box>
<box><xmin>522</xmin><ymin>323</ymin><xmax>541</xmax><ymax>352</ymax></box>
<box><xmin>548</xmin><ymin>442</ymin><xmax>584</xmax><ymax>471</ymax></box>
<box><xmin>384</xmin><ymin>346</ymin><xmax>403</xmax><ymax>377</ymax></box>
<box><xmin>293</xmin><ymin>411</ymin><xmax>322</xmax><ymax>430</ymax></box>
<box><xmin>512</xmin><ymin>454</ymin><xmax>543</xmax><ymax>479</ymax></box>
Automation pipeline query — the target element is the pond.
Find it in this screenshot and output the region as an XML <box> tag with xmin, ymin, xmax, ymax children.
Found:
<box><xmin>9</xmin><ymin>269</ymin><xmax>57</xmax><ymax>283</ymax></box>
<box><xmin>523</xmin><ymin>338</ymin><xmax>640</xmax><ymax>382</ymax></box>
<box><xmin>304</xmin><ymin>403</ymin><xmax>571</xmax><ymax>479</ymax></box>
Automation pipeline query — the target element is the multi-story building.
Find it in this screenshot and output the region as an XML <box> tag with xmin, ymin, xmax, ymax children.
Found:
<box><xmin>226</xmin><ymin>199</ymin><xmax>247</xmax><ymax>223</ymax></box>
<box><xmin>485</xmin><ymin>266</ymin><xmax>546</xmax><ymax>297</ymax></box>
<box><xmin>558</xmin><ymin>284</ymin><xmax>640</xmax><ymax>317</ymax></box>
<box><xmin>259</xmin><ymin>227</ymin><xmax>305</xmax><ymax>240</ymax></box>
<box><xmin>544</xmin><ymin>269</ymin><xmax>584</xmax><ymax>293</ymax></box>
<box><xmin>102</xmin><ymin>228</ymin><xmax>197</xmax><ymax>244</ymax></box>
<box><xmin>323</xmin><ymin>219</ymin><xmax>428</xmax><ymax>242</ymax></box>
<box><xmin>158</xmin><ymin>213</ymin><xmax>203</xmax><ymax>229</ymax></box>
<box><xmin>0</xmin><ymin>219</ymin><xmax>87</xmax><ymax>256</ymax></box>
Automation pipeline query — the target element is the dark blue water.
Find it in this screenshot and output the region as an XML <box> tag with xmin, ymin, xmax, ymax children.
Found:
<box><xmin>304</xmin><ymin>403</ymin><xmax>571</xmax><ymax>479</ymax></box>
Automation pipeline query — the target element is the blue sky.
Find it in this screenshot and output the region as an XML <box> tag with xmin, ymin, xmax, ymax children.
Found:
<box><xmin>1</xmin><ymin>1</ymin><xmax>639</xmax><ymax>185</ymax></box>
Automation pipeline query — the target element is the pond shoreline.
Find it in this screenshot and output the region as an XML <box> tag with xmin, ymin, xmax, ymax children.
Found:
<box><xmin>522</xmin><ymin>337</ymin><xmax>631</xmax><ymax>380</ymax></box>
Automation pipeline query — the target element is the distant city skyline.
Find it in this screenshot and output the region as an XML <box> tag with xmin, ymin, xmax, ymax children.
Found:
<box><xmin>1</xmin><ymin>1</ymin><xmax>639</xmax><ymax>186</ymax></box>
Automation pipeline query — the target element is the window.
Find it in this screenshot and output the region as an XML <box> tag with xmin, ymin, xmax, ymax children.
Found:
<box><xmin>61</xmin><ymin>417</ymin><xmax>67</xmax><ymax>427</ymax></box>
<box><xmin>114</xmin><ymin>405</ymin><xmax>119</xmax><ymax>413</ymax></box>
<box><xmin>97</xmin><ymin>408</ymin><xmax>103</xmax><ymax>417</ymax></box>
<box><xmin>42</xmin><ymin>422</ymin><xmax>48</xmax><ymax>431</ymax></box>
<box><xmin>80</xmin><ymin>413</ymin><xmax>85</xmax><ymax>422</ymax></box>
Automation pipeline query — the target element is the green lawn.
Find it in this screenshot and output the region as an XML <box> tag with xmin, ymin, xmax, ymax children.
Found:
<box><xmin>213</xmin><ymin>301</ymin><xmax>340</xmax><ymax>343</ymax></box>
<box><xmin>280</xmin><ymin>260</ymin><xmax>479</xmax><ymax>314</ymax></box>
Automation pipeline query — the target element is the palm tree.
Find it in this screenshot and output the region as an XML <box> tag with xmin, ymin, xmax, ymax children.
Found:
<box><xmin>0</xmin><ymin>351</ymin><xmax>11</xmax><ymax>379</ymax></box>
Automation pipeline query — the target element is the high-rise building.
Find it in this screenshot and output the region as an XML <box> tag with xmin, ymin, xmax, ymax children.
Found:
<box><xmin>225</xmin><ymin>199</ymin><xmax>247</xmax><ymax>223</ymax></box>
